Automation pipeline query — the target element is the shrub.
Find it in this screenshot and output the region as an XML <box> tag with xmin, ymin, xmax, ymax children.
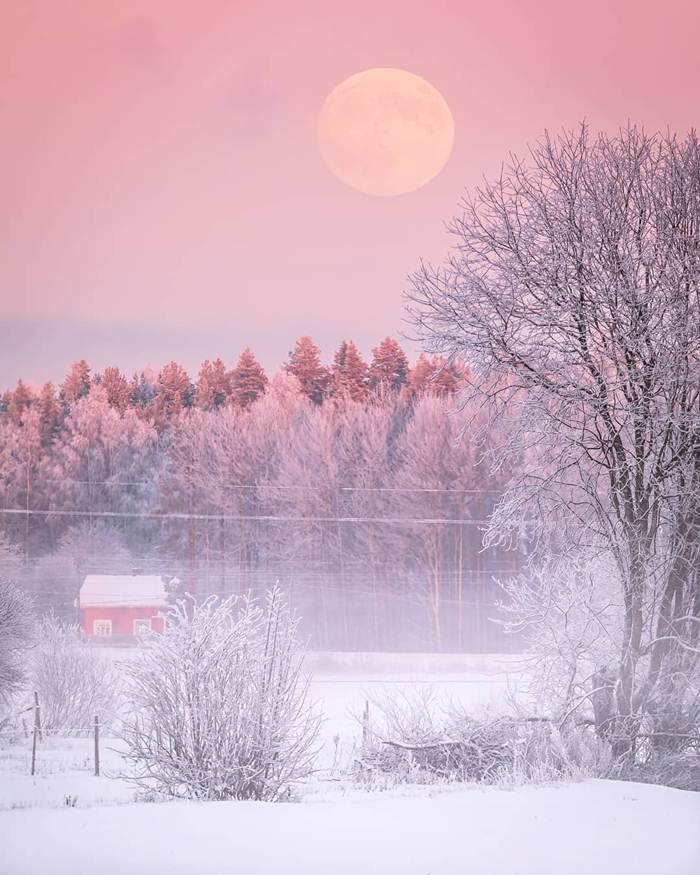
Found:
<box><xmin>355</xmin><ymin>692</ymin><xmax>612</xmax><ymax>787</ymax></box>
<box><xmin>32</xmin><ymin>615</ymin><xmax>119</xmax><ymax>735</ymax></box>
<box><xmin>121</xmin><ymin>588</ymin><xmax>320</xmax><ymax>801</ymax></box>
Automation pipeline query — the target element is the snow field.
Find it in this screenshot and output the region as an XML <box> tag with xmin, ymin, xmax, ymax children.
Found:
<box><xmin>1</xmin><ymin>653</ymin><xmax>697</xmax><ymax>874</ymax></box>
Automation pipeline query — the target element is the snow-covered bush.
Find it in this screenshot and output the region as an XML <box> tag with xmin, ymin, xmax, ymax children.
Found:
<box><xmin>121</xmin><ymin>588</ymin><xmax>320</xmax><ymax>801</ymax></box>
<box><xmin>355</xmin><ymin>691</ymin><xmax>611</xmax><ymax>787</ymax></box>
<box><xmin>32</xmin><ymin>616</ymin><xmax>119</xmax><ymax>735</ymax></box>
<box><xmin>0</xmin><ymin>579</ymin><xmax>34</xmax><ymax>706</ymax></box>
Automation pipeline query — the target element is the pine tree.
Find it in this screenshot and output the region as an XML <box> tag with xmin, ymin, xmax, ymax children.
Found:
<box><xmin>284</xmin><ymin>337</ymin><xmax>329</xmax><ymax>405</ymax></box>
<box><xmin>7</xmin><ymin>380</ymin><xmax>35</xmax><ymax>425</ymax></box>
<box><xmin>332</xmin><ymin>340</ymin><xmax>369</xmax><ymax>402</ymax></box>
<box><xmin>195</xmin><ymin>358</ymin><xmax>231</xmax><ymax>410</ymax></box>
<box><xmin>60</xmin><ymin>360</ymin><xmax>91</xmax><ymax>405</ymax></box>
<box><xmin>37</xmin><ymin>382</ymin><xmax>60</xmax><ymax>445</ymax></box>
<box><xmin>129</xmin><ymin>371</ymin><xmax>157</xmax><ymax>411</ymax></box>
<box><xmin>100</xmin><ymin>367</ymin><xmax>131</xmax><ymax>412</ymax></box>
<box><xmin>408</xmin><ymin>355</ymin><xmax>463</xmax><ymax>398</ymax></box>
<box><xmin>368</xmin><ymin>337</ymin><xmax>409</xmax><ymax>393</ymax></box>
<box><xmin>231</xmin><ymin>348</ymin><xmax>268</xmax><ymax>407</ymax></box>
<box><xmin>152</xmin><ymin>362</ymin><xmax>194</xmax><ymax>424</ymax></box>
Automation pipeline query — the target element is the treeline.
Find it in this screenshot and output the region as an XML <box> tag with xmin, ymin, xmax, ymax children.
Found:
<box><xmin>0</xmin><ymin>336</ymin><xmax>522</xmax><ymax>652</ymax></box>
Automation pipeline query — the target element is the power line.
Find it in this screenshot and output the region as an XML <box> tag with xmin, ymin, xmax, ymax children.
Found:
<box><xmin>32</xmin><ymin>478</ymin><xmax>503</xmax><ymax>495</ymax></box>
<box><xmin>0</xmin><ymin>507</ymin><xmax>493</xmax><ymax>526</ymax></box>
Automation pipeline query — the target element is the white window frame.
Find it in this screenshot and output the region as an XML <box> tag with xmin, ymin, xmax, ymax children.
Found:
<box><xmin>133</xmin><ymin>618</ymin><xmax>152</xmax><ymax>636</ymax></box>
<box><xmin>93</xmin><ymin>619</ymin><xmax>112</xmax><ymax>637</ymax></box>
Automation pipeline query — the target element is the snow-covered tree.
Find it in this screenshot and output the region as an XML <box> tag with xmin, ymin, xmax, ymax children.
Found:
<box><xmin>0</xmin><ymin>579</ymin><xmax>34</xmax><ymax>704</ymax></box>
<box><xmin>36</xmin><ymin>382</ymin><xmax>60</xmax><ymax>445</ymax></box>
<box><xmin>407</xmin><ymin>124</ymin><xmax>700</xmax><ymax>754</ymax></box>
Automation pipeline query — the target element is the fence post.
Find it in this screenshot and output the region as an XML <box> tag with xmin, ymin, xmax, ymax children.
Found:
<box><xmin>30</xmin><ymin>694</ymin><xmax>40</xmax><ymax>776</ymax></box>
<box><xmin>362</xmin><ymin>700</ymin><xmax>371</xmax><ymax>746</ymax></box>
<box><xmin>94</xmin><ymin>715</ymin><xmax>100</xmax><ymax>777</ymax></box>
<box><xmin>34</xmin><ymin>691</ymin><xmax>43</xmax><ymax>742</ymax></box>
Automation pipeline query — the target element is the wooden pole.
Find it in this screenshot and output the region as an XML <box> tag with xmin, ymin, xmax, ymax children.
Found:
<box><xmin>30</xmin><ymin>697</ymin><xmax>39</xmax><ymax>776</ymax></box>
<box><xmin>362</xmin><ymin>700</ymin><xmax>370</xmax><ymax>746</ymax></box>
<box><xmin>34</xmin><ymin>691</ymin><xmax>43</xmax><ymax>742</ymax></box>
<box><xmin>94</xmin><ymin>715</ymin><xmax>100</xmax><ymax>777</ymax></box>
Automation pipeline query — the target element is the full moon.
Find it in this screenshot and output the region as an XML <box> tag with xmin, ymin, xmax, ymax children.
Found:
<box><xmin>317</xmin><ymin>68</ymin><xmax>455</xmax><ymax>197</ymax></box>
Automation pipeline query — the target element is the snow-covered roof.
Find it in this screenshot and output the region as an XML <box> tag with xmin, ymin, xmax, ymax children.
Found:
<box><xmin>80</xmin><ymin>574</ymin><xmax>168</xmax><ymax>608</ymax></box>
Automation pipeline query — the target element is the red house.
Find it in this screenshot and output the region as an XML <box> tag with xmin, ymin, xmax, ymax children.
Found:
<box><xmin>80</xmin><ymin>574</ymin><xmax>169</xmax><ymax>640</ymax></box>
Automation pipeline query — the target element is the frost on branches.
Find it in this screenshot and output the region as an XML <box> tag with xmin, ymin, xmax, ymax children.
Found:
<box><xmin>121</xmin><ymin>588</ymin><xmax>320</xmax><ymax>801</ymax></box>
<box><xmin>408</xmin><ymin>124</ymin><xmax>700</xmax><ymax>767</ymax></box>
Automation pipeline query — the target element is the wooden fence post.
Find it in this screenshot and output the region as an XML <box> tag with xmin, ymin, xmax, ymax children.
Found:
<box><xmin>34</xmin><ymin>691</ymin><xmax>43</xmax><ymax>742</ymax></box>
<box><xmin>30</xmin><ymin>693</ymin><xmax>40</xmax><ymax>776</ymax></box>
<box><xmin>362</xmin><ymin>700</ymin><xmax>371</xmax><ymax>746</ymax></box>
<box><xmin>94</xmin><ymin>715</ymin><xmax>100</xmax><ymax>777</ymax></box>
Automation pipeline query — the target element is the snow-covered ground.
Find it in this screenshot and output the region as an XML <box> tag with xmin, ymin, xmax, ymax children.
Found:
<box><xmin>2</xmin><ymin>781</ymin><xmax>698</xmax><ymax>875</ymax></box>
<box><xmin>1</xmin><ymin>653</ymin><xmax>697</xmax><ymax>874</ymax></box>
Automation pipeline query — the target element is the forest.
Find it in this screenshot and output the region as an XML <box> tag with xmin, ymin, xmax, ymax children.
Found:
<box><xmin>0</xmin><ymin>335</ymin><xmax>521</xmax><ymax>652</ymax></box>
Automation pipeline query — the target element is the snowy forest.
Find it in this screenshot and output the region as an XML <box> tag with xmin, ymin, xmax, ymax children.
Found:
<box><xmin>0</xmin><ymin>335</ymin><xmax>521</xmax><ymax>652</ymax></box>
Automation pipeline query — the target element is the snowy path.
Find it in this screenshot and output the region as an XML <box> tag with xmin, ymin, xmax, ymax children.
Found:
<box><xmin>2</xmin><ymin>780</ymin><xmax>698</xmax><ymax>875</ymax></box>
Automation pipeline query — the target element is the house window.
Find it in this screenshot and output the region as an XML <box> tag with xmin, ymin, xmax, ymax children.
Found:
<box><xmin>93</xmin><ymin>619</ymin><xmax>112</xmax><ymax>637</ymax></box>
<box><xmin>133</xmin><ymin>618</ymin><xmax>152</xmax><ymax>636</ymax></box>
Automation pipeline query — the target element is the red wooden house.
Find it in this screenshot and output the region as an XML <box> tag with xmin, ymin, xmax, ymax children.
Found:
<box><xmin>80</xmin><ymin>574</ymin><xmax>169</xmax><ymax>640</ymax></box>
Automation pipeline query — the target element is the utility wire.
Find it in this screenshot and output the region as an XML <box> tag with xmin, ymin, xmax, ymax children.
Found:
<box><xmin>0</xmin><ymin>507</ymin><xmax>493</xmax><ymax>526</ymax></box>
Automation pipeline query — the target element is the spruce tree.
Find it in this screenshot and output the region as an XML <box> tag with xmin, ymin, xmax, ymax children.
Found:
<box><xmin>332</xmin><ymin>340</ymin><xmax>369</xmax><ymax>402</ymax></box>
<box><xmin>368</xmin><ymin>337</ymin><xmax>409</xmax><ymax>393</ymax></box>
<box><xmin>284</xmin><ymin>337</ymin><xmax>329</xmax><ymax>405</ymax></box>
<box><xmin>231</xmin><ymin>348</ymin><xmax>268</xmax><ymax>407</ymax></box>
<box><xmin>59</xmin><ymin>360</ymin><xmax>91</xmax><ymax>405</ymax></box>
<box><xmin>196</xmin><ymin>358</ymin><xmax>232</xmax><ymax>410</ymax></box>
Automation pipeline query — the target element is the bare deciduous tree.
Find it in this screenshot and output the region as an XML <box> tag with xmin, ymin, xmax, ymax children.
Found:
<box><xmin>407</xmin><ymin>124</ymin><xmax>700</xmax><ymax>757</ymax></box>
<box><xmin>0</xmin><ymin>578</ymin><xmax>34</xmax><ymax>705</ymax></box>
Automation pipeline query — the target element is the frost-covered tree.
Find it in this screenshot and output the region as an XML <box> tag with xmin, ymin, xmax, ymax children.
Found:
<box><xmin>43</xmin><ymin>384</ymin><xmax>158</xmax><ymax>549</ymax></box>
<box><xmin>121</xmin><ymin>588</ymin><xmax>319</xmax><ymax>801</ymax></box>
<box><xmin>32</xmin><ymin>615</ymin><xmax>118</xmax><ymax>734</ymax></box>
<box><xmin>332</xmin><ymin>340</ymin><xmax>369</xmax><ymax>402</ymax></box>
<box><xmin>368</xmin><ymin>337</ymin><xmax>409</xmax><ymax>393</ymax></box>
<box><xmin>230</xmin><ymin>348</ymin><xmax>268</xmax><ymax>407</ymax></box>
<box><xmin>407</xmin><ymin>355</ymin><xmax>464</xmax><ymax>399</ymax></box>
<box><xmin>6</xmin><ymin>380</ymin><xmax>35</xmax><ymax>426</ymax></box>
<box><xmin>285</xmin><ymin>336</ymin><xmax>329</xmax><ymax>404</ymax></box>
<box><xmin>195</xmin><ymin>358</ymin><xmax>231</xmax><ymax>410</ymax></box>
<box><xmin>407</xmin><ymin>125</ymin><xmax>700</xmax><ymax>754</ymax></box>
<box><xmin>99</xmin><ymin>367</ymin><xmax>131</xmax><ymax>413</ymax></box>
<box><xmin>151</xmin><ymin>361</ymin><xmax>194</xmax><ymax>424</ymax></box>
<box><xmin>0</xmin><ymin>579</ymin><xmax>34</xmax><ymax>704</ymax></box>
<box><xmin>59</xmin><ymin>360</ymin><xmax>91</xmax><ymax>406</ymax></box>
<box><xmin>36</xmin><ymin>382</ymin><xmax>60</xmax><ymax>445</ymax></box>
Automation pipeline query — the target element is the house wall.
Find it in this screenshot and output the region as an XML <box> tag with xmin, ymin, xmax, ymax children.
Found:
<box><xmin>82</xmin><ymin>606</ymin><xmax>166</xmax><ymax>637</ymax></box>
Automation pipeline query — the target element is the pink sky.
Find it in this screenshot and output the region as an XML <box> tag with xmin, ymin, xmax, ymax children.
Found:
<box><xmin>1</xmin><ymin>0</ymin><xmax>698</xmax><ymax>387</ymax></box>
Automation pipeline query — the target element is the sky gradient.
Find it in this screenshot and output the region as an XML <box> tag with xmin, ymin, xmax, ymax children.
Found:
<box><xmin>1</xmin><ymin>0</ymin><xmax>698</xmax><ymax>387</ymax></box>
